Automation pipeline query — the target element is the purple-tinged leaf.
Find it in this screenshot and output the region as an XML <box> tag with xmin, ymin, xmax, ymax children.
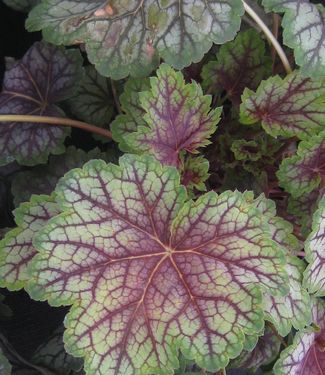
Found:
<box><xmin>11</xmin><ymin>146</ymin><xmax>117</xmax><ymax>206</ymax></box>
<box><xmin>274</xmin><ymin>298</ymin><xmax>325</xmax><ymax>375</ymax></box>
<box><xmin>262</xmin><ymin>0</ymin><xmax>325</xmax><ymax>78</ymax></box>
<box><xmin>180</xmin><ymin>155</ymin><xmax>209</xmax><ymax>194</ymax></box>
<box><xmin>240</xmin><ymin>72</ymin><xmax>325</xmax><ymax>139</ymax></box>
<box><xmin>27</xmin><ymin>154</ymin><xmax>287</xmax><ymax>374</ymax></box>
<box><xmin>303</xmin><ymin>196</ymin><xmax>325</xmax><ymax>297</ymax></box>
<box><xmin>277</xmin><ymin>132</ymin><xmax>325</xmax><ymax>198</ymax></box>
<box><xmin>126</xmin><ymin>64</ymin><xmax>221</xmax><ymax>167</ymax></box>
<box><xmin>202</xmin><ymin>29</ymin><xmax>272</xmax><ymax>105</ymax></box>
<box><xmin>231</xmin><ymin>324</ymin><xmax>281</xmax><ymax>371</ymax></box>
<box><xmin>26</xmin><ymin>0</ymin><xmax>244</xmax><ymax>79</ymax></box>
<box><xmin>0</xmin><ymin>195</ymin><xmax>59</xmax><ymax>290</ymax></box>
<box><xmin>0</xmin><ymin>41</ymin><xmax>83</xmax><ymax>166</ymax></box>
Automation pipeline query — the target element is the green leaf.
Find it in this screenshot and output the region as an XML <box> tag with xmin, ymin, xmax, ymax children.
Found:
<box><xmin>11</xmin><ymin>146</ymin><xmax>117</xmax><ymax>206</ymax></box>
<box><xmin>27</xmin><ymin>154</ymin><xmax>287</xmax><ymax>374</ymax></box>
<box><xmin>231</xmin><ymin>140</ymin><xmax>262</xmax><ymax>162</ymax></box>
<box><xmin>274</xmin><ymin>298</ymin><xmax>325</xmax><ymax>375</ymax></box>
<box><xmin>0</xmin><ymin>41</ymin><xmax>83</xmax><ymax>166</ymax></box>
<box><xmin>125</xmin><ymin>64</ymin><xmax>221</xmax><ymax>166</ymax></box>
<box><xmin>0</xmin><ymin>195</ymin><xmax>59</xmax><ymax>290</ymax></box>
<box><xmin>180</xmin><ymin>155</ymin><xmax>209</xmax><ymax>193</ymax></box>
<box><xmin>111</xmin><ymin>77</ymin><xmax>150</xmax><ymax>153</ymax></box>
<box><xmin>202</xmin><ymin>28</ymin><xmax>272</xmax><ymax>105</ymax></box>
<box><xmin>277</xmin><ymin>132</ymin><xmax>325</xmax><ymax>198</ymax></box>
<box><xmin>26</xmin><ymin>0</ymin><xmax>245</xmax><ymax>79</ymax></box>
<box><xmin>32</xmin><ymin>325</ymin><xmax>83</xmax><ymax>375</ymax></box>
<box><xmin>240</xmin><ymin>72</ymin><xmax>325</xmax><ymax>139</ymax></box>
<box><xmin>262</xmin><ymin>0</ymin><xmax>325</xmax><ymax>78</ymax></box>
<box><xmin>303</xmin><ymin>196</ymin><xmax>325</xmax><ymax>297</ymax></box>
<box><xmin>3</xmin><ymin>0</ymin><xmax>39</xmax><ymax>12</ymax></box>
<box><xmin>0</xmin><ymin>347</ymin><xmax>11</xmax><ymax>375</ymax></box>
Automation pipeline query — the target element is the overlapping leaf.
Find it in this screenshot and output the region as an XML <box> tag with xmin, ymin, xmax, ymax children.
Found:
<box><xmin>32</xmin><ymin>325</ymin><xmax>83</xmax><ymax>375</ymax></box>
<box><xmin>125</xmin><ymin>64</ymin><xmax>221</xmax><ymax>166</ymax></box>
<box><xmin>202</xmin><ymin>29</ymin><xmax>272</xmax><ymax>105</ymax></box>
<box><xmin>180</xmin><ymin>156</ymin><xmax>209</xmax><ymax>193</ymax></box>
<box><xmin>274</xmin><ymin>298</ymin><xmax>325</xmax><ymax>375</ymax></box>
<box><xmin>303</xmin><ymin>196</ymin><xmax>325</xmax><ymax>297</ymax></box>
<box><xmin>0</xmin><ymin>195</ymin><xmax>59</xmax><ymax>290</ymax></box>
<box><xmin>27</xmin><ymin>154</ymin><xmax>287</xmax><ymax>374</ymax></box>
<box><xmin>26</xmin><ymin>0</ymin><xmax>244</xmax><ymax>79</ymax></box>
<box><xmin>11</xmin><ymin>146</ymin><xmax>117</xmax><ymax>206</ymax></box>
<box><xmin>0</xmin><ymin>42</ymin><xmax>83</xmax><ymax>166</ymax></box>
<box><xmin>3</xmin><ymin>0</ymin><xmax>39</xmax><ymax>12</ymax></box>
<box><xmin>240</xmin><ymin>72</ymin><xmax>325</xmax><ymax>139</ymax></box>
<box><xmin>231</xmin><ymin>324</ymin><xmax>281</xmax><ymax>371</ymax></box>
<box><xmin>277</xmin><ymin>132</ymin><xmax>325</xmax><ymax>198</ymax></box>
<box><xmin>262</xmin><ymin>0</ymin><xmax>325</xmax><ymax>78</ymax></box>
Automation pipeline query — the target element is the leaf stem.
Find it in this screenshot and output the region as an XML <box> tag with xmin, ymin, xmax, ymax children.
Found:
<box><xmin>0</xmin><ymin>115</ymin><xmax>112</xmax><ymax>139</ymax></box>
<box><xmin>242</xmin><ymin>0</ymin><xmax>292</xmax><ymax>74</ymax></box>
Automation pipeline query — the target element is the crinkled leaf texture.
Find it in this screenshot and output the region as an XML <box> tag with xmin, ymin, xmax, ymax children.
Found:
<box><xmin>303</xmin><ymin>196</ymin><xmax>325</xmax><ymax>296</ymax></box>
<box><xmin>0</xmin><ymin>41</ymin><xmax>83</xmax><ymax>166</ymax></box>
<box><xmin>277</xmin><ymin>132</ymin><xmax>325</xmax><ymax>198</ymax></box>
<box><xmin>0</xmin><ymin>195</ymin><xmax>59</xmax><ymax>290</ymax></box>
<box><xmin>274</xmin><ymin>298</ymin><xmax>325</xmax><ymax>375</ymax></box>
<box><xmin>27</xmin><ymin>154</ymin><xmax>287</xmax><ymax>375</ymax></box>
<box><xmin>240</xmin><ymin>71</ymin><xmax>325</xmax><ymax>139</ymax></box>
<box><xmin>125</xmin><ymin>64</ymin><xmax>221</xmax><ymax>167</ymax></box>
<box><xmin>201</xmin><ymin>28</ymin><xmax>272</xmax><ymax>105</ymax></box>
<box><xmin>262</xmin><ymin>0</ymin><xmax>325</xmax><ymax>78</ymax></box>
<box><xmin>32</xmin><ymin>325</ymin><xmax>83</xmax><ymax>375</ymax></box>
<box><xmin>11</xmin><ymin>146</ymin><xmax>117</xmax><ymax>206</ymax></box>
<box><xmin>0</xmin><ymin>347</ymin><xmax>12</xmax><ymax>375</ymax></box>
<box><xmin>26</xmin><ymin>0</ymin><xmax>244</xmax><ymax>79</ymax></box>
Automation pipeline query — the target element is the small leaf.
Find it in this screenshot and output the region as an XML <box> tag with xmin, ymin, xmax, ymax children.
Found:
<box><xmin>125</xmin><ymin>64</ymin><xmax>221</xmax><ymax>166</ymax></box>
<box><xmin>262</xmin><ymin>0</ymin><xmax>325</xmax><ymax>78</ymax></box>
<box><xmin>11</xmin><ymin>146</ymin><xmax>117</xmax><ymax>206</ymax></box>
<box><xmin>202</xmin><ymin>29</ymin><xmax>272</xmax><ymax>105</ymax></box>
<box><xmin>26</xmin><ymin>0</ymin><xmax>244</xmax><ymax>79</ymax></box>
<box><xmin>111</xmin><ymin>77</ymin><xmax>150</xmax><ymax>153</ymax></box>
<box><xmin>27</xmin><ymin>154</ymin><xmax>287</xmax><ymax>374</ymax></box>
<box><xmin>240</xmin><ymin>72</ymin><xmax>325</xmax><ymax>139</ymax></box>
<box><xmin>66</xmin><ymin>66</ymin><xmax>118</xmax><ymax>127</ymax></box>
<box><xmin>32</xmin><ymin>325</ymin><xmax>83</xmax><ymax>375</ymax></box>
<box><xmin>0</xmin><ymin>42</ymin><xmax>83</xmax><ymax>166</ymax></box>
<box><xmin>180</xmin><ymin>155</ymin><xmax>209</xmax><ymax>193</ymax></box>
<box><xmin>3</xmin><ymin>0</ymin><xmax>39</xmax><ymax>12</ymax></box>
<box><xmin>274</xmin><ymin>298</ymin><xmax>325</xmax><ymax>375</ymax></box>
<box><xmin>0</xmin><ymin>195</ymin><xmax>59</xmax><ymax>290</ymax></box>
<box><xmin>230</xmin><ymin>324</ymin><xmax>281</xmax><ymax>371</ymax></box>
<box><xmin>303</xmin><ymin>196</ymin><xmax>325</xmax><ymax>297</ymax></box>
<box><xmin>0</xmin><ymin>347</ymin><xmax>12</xmax><ymax>375</ymax></box>
<box><xmin>231</xmin><ymin>140</ymin><xmax>262</xmax><ymax>162</ymax></box>
<box><xmin>277</xmin><ymin>132</ymin><xmax>325</xmax><ymax>198</ymax></box>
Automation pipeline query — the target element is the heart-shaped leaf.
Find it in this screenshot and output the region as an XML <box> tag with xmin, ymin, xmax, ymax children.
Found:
<box><xmin>0</xmin><ymin>195</ymin><xmax>59</xmax><ymax>291</ymax></box>
<box><xmin>26</xmin><ymin>0</ymin><xmax>244</xmax><ymax>79</ymax></box>
<box><xmin>202</xmin><ymin>29</ymin><xmax>272</xmax><ymax>105</ymax></box>
<box><xmin>125</xmin><ymin>64</ymin><xmax>221</xmax><ymax>167</ymax></box>
<box><xmin>0</xmin><ymin>42</ymin><xmax>83</xmax><ymax>166</ymax></box>
<box><xmin>240</xmin><ymin>72</ymin><xmax>325</xmax><ymax>139</ymax></box>
<box><xmin>303</xmin><ymin>196</ymin><xmax>325</xmax><ymax>297</ymax></box>
<box><xmin>262</xmin><ymin>0</ymin><xmax>325</xmax><ymax>78</ymax></box>
<box><xmin>27</xmin><ymin>154</ymin><xmax>287</xmax><ymax>374</ymax></box>
<box><xmin>277</xmin><ymin>132</ymin><xmax>325</xmax><ymax>198</ymax></box>
<box><xmin>274</xmin><ymin>298</ymin><xmax>325</xmax><ymax>375</ymax></box>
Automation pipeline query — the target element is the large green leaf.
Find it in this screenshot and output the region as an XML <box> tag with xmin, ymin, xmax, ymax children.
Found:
<box><xmin>262</xmin><ymin>0</ymin><xmax>325</xmax><ymax>78</ymax></box>
<box><xmin>240</xmin><ymin>72</ymin><xmax>325</xmax><ymax>139</ymax></box>
<box><xmin>26</xmin><ymin>0</ymin><xmax>244</xmax><ymax>79</ymax></box>
<box><xmin>27</xmin><ymin>154</ymin><xmax>287</xmax><ymax>374</ymax></box>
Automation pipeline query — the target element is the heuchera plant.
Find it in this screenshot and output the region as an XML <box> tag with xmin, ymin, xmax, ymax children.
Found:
<box><xmin>0</xmin><ymin>0</ymin><xmax>324</xmax><ymax>374</ymax></box>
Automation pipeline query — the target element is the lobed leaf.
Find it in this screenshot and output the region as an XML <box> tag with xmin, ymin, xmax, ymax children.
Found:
<box><xmin>0</xmin><ymin>195</ymin><xmax>59</xmax><ymax>290</ymax></box>
<box><xmin>303</xmin><ymin>196</ymin><xmax>325</xmax><ymax>296</ymax></box>
<box><xmin>0</xmin><ymin>41</ymin><xmax>83</xmax><ymax>166</ymax></box>
<box><xmin>240</xmin><ymin>72</ymin><xmax>325</xmax><ymax>139</ymax></box>
<box><xmin>277</xmin><ymin>132</ymin><xmax>325</xmax><ymax>198</ymax></box>
<box><xmin>26</xmin><ymin>0</ymin><xmax>244</xmax><ymax>79</ymax></box>
<box><xmin>180</xmin><ymin>155</ymin><xmax>209</xmax><ymax>193</ymax></box>
<box><xmin>11</xmin><ymin>146</ymin><xmax>117</xmax><ymax>206</ymax></box>
<box><xmin>125</xmin><ymin>64</ymin><xmax>221</xmax><ymax>167</ymax></box>
<box><xmin>202</xmin><ymin>29</ymin><xmax>272</xmax><ymax>105</ymax></box>
<box><xmin>262</xmin><ymin>0</ymin><xmax>325</xmax><ymax>78</ymax></box>
<box><xmin>27</xmin><ymin>154</ymin><xmax>287</xmax><ymax>374</ymax></box>
<box><xmin>274</xmin><ymin>298</ymin><xmax>325</xmax><ymax>375</ymax></box>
